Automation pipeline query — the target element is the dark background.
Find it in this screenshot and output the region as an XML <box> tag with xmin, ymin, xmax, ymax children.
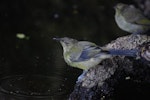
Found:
<box><xmin>0</xmin><ymin>0</ymin><xmax>144</xmax><ymax>99</ymax></box>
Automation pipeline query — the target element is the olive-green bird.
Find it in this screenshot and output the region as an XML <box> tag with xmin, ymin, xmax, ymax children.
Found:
<box><xmin>54</xmin><ymin>37</ymin><xmax>138</xmax><ymax>71</ymax></box>
<box><xmin>114</xmin><ymin>3</ymin><xmax>150</xmax><ymax>34</ymax></box>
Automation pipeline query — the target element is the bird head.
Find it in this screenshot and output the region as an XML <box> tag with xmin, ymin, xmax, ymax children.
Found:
<box><xmin>114</xmin><ymin>3</ymin><xmax>128</xmax><ymax>13</ymax></box>
<box><xmin>53</xmin><ymin>37</ymin><xmax>78</xmax><ymax>52</ymax></box>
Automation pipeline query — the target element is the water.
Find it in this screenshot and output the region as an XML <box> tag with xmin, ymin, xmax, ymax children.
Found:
<box><xmin>0</xmin><ymin>75</ymin><xmax>70</xmax><ymax>100</ymax></box>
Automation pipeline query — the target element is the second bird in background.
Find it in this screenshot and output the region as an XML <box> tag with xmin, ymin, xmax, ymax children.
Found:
<box><xmin>114</xmin><ymin>3</ymin><xmax>150</xmax><ymax>34</ymax></box>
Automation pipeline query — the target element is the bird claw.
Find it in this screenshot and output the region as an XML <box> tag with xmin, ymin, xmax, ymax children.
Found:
<box><xmin>76</xmin><ymin>71</ymin><xmax>87</xmax><ymax>83</ymax></box>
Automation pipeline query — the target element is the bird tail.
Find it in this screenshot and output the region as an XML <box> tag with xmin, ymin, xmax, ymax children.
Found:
<box><xmin>108</xmin><ymin>49</ymin><xmax>138</xmax><ymax>57</ymax></box>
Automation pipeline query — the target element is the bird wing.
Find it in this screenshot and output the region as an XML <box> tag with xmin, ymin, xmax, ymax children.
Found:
<box><xmin>71</xmin><ymin>41</ymin><xmax>138</xmax><ymax>62</ymax></box>
<box><xmin>79</xmin><ymin>46</ymin><xmax>102</xmax><ymax>60</ymax></box>
<box><xmin>68</xmin><ymin>45</ymin><xmax>83</xmax><ymax>61</ymax></box>
<box><xmin>75</xmin><ymin>41</ymin><xmax>104</xmax><ymax>61</ymax></box>
<box><xmin>122</xmin><ymin>5</ymin><xmax>150</xmax><ymax>25</ymax></box>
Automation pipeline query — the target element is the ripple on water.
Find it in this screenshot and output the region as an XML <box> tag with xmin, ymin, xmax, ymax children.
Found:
<box><xmin>0</xmin><ymin>75</ymin><xmax>69</xmax><ymax>99</ymax></box>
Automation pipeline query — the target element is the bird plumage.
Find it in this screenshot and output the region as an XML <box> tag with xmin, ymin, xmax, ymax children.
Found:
<box><xmin>114</xmin><ymin>3</ymin><xmax>150</xmax><ymax>34</ymax></box>
<box><xmin>54</xmin><ymin>37</ymin><xmax>138</xmax><ymax>70</ymax></box>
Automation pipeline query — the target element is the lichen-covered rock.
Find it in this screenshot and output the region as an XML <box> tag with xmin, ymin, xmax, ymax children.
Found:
<box><xmin>69</xmin><ymin>34</ymin><xmax>150</xmax><ymax>100</ymax></box>
<box><xmin>105</xmin><ymin>34</ymin><xmax>150</xmax><ymax>50</ymax></box>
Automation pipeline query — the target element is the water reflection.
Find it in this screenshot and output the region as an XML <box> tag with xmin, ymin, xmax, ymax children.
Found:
<box><xmin>0</xmin><ymin>75</ymin><xmax>69</xmax><ymax>100</ymax></box>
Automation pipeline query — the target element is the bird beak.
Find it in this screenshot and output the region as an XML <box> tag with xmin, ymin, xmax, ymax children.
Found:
<box><xmin>53</xmin><ymin>37</ymin><xmax>61</xmax><ymax>41</ymax></box>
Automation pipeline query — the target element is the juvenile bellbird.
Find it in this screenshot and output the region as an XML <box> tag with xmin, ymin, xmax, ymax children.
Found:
<box><xmin>54</xmin><ymin>37</ymin><xmax>137</xmax><ymax>70</ymax></box>
<box><xmin>114</xmin><ymin>3</ymin><xmax>150</xmax><ymax>34</ymax></box>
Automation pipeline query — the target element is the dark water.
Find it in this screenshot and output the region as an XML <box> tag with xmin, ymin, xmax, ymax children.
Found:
<box><xmin>0</xmin><ymin>75</ymin><xmax>70</xmax><ymax>99</ymax></box>
<box><xmin>0</xmin><ymin>0</ymin><xmax>135</xmax><ymax>99</ymax></box>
